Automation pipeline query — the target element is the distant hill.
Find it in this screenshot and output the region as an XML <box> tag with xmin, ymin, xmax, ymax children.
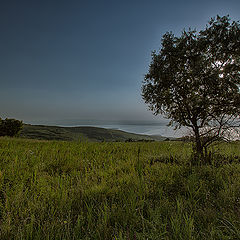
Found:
<box><xmin>20</xmin><ymin>124</ymin><xmax>168</xmax><ymax>142</ymax></box>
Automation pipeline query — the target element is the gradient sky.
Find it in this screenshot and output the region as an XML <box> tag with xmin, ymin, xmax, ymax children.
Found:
<box><xmin>1</xmin><ymin>0</ymin><xmax>239</xmax><ymax>124</ymax></box>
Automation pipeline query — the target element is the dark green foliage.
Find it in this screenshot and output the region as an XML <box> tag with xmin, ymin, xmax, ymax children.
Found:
<box><xmin>142</xmin><ymin>15</ymin><xmax>240</xmax><ymax>160</ymax></box>
<box><xmin>0</xmin><ymin>118</ymin><xmax>23</xmax><ymax>137</ymax></box>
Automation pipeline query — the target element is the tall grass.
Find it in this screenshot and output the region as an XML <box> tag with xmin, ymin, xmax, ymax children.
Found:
<box><xmin>0</xmin><ymin>137</ymin><xmax>239</xmax><ymax>239</ymax></box>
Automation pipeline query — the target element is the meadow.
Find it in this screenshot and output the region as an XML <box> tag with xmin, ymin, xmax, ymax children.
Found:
<box><xmin>0</xmin><ymin>137</ymin><xmax>240</xmax><ymax>239</ymax></box>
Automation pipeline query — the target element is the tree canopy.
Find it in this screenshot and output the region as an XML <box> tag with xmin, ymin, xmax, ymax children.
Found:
<box><xmin>0</xmin><ymin>118</ymin><xmax>23</xmax><ymax>137</ymax></box>
<box><xmin>142</xmin><ymin>15</ymin><xmax>240</xmax><ymax>161</ymax></box>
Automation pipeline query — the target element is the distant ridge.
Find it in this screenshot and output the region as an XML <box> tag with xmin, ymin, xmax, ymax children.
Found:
<box><xmin>20</xmin><ymin>124</ymin><xmax>168</xmax><ymax>142</ymax></box>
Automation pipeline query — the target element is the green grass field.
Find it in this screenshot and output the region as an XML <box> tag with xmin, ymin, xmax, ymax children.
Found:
<box><xmin>0</xmin><ymin>137</ymin><xmax>240</xmax><ymax>239</ymax></box>
<box><xmin>20</xmin><ymin>124</ymin><xmax>167</xmax><ymax>142</ymax></box>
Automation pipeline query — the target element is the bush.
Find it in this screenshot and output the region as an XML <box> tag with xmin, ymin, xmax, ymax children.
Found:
<box><xmin>0</xmin><ymin>118</ymin><xmax>23</xmax><ymax>137</ymax></box>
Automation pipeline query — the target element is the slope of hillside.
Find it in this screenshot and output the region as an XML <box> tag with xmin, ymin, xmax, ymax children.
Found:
<box><xmin>20</xmin><ymin>124</ymin><xmax>167</xmax><ymax>142</ymax></box>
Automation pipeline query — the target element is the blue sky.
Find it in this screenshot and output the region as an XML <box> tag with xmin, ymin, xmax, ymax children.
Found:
<box><xmin>0</xmin><ymin>0</ymin><xmax>239</xmax><ymax>124</ymax></box>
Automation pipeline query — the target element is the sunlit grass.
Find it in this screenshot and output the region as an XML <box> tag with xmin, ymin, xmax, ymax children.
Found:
<box><xmin>0</xmin><ymin>137</ymin><xmax>239</xmax><ymax>239</ymax></box>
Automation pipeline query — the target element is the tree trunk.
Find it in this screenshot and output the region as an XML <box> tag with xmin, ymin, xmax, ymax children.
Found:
<box><xmin>193</xmin><ymin>126</ymin><xmax>204</xmax><ymax>160</ymax></box>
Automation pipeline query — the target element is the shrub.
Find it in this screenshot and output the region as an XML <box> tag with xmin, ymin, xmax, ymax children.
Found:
<box><xmin>0</xmin><ymin>118</ymin><xmax>23</xmax><ymax>137</ymax></box>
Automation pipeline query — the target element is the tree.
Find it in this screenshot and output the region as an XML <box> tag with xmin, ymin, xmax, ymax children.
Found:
<box><xmin>142</xmin><ymin>15</ymin><xmax>240</xmax><ymax>162</ymax></box>
<box><xmin>0</xmin><ymin>118</ymin><xmax>23</xmax><ymax>137</ymax></box>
